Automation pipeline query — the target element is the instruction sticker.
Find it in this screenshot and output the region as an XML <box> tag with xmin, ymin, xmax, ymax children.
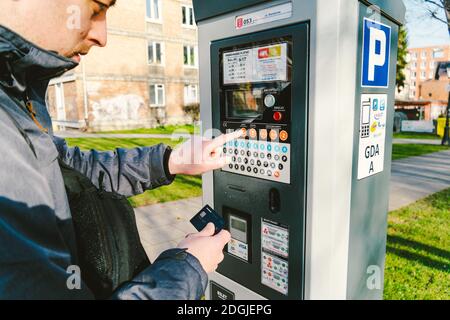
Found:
<box><xmin>357</xmin><ymin>94</ymin><xmax>388</xmax><ymax>180</ymax></box>
<box><xmin>261</xmin><ymin>219</ymin><xmax>289</xmax><ymax>295</ymax></box>
<box><xmin>235</xmin><ymin>2</ymin><xmax>293</xmax><ymax>30</ymax></box>
<box><xmin>223</xmin><ymin>43</ymin><xmax>288</xmax><ymax>85</ymax></box>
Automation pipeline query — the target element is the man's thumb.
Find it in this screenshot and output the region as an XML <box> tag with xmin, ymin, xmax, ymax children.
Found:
<box><xmin>199</xmin><ymin>222</ymin><xmax>215</xmax><ymax>236</ymax></box>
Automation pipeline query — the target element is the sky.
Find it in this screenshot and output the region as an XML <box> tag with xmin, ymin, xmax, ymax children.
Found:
<box><xmin>403</xmin><ymin>0</ymin><xmax>450</xmax><ymax>48</ymax></box>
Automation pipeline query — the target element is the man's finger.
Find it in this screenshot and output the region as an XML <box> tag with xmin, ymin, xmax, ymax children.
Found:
<box><xmin>214</xmin><ymin>229</ymin><xmax>231</xmax><ymax>246</ymax></box>
<box><xmin>198</xmin><ymin>222</ymin><xmax>215</xmax><ymax>237</ymax></box>
<box><xmin>206</xmin><ymin>129</ymin><xmax>244</xmax><ymax>153</ymax></box>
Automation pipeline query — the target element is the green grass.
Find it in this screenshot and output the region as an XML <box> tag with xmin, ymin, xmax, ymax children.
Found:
<box><xmin>94</xmin><ymin>124</ymin><xmax>199</xmax><ymax>135</ymax></box>
<box><xmin>65</xmin><ymin>138</ymin><xmax>202</xmax><ymax>208</ymax></box>
<box><xmin>393</xmin><ymin>132</ymin><xmax>441</xmax><ymax>140</ymax></box>
<box><xmin>384</xmin><ymin>188</ymin><xmax>450</xmax><ymax>300</ymax></box>
<box><xmin>392</xmin><ymin>144</ymin><xmax>450</xmax><ymax>160</ymax></box>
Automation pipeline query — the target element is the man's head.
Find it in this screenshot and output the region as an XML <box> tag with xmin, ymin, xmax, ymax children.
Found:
<box><xmin>0</xmin><ymin>0</ymin><xmax>116</xmax><ymax>62</ymax></box>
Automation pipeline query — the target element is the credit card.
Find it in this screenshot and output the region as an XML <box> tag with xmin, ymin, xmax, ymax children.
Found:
<box><xmin>190</xmin><ymin>204</ymin><xmax>225</xmax><ymax>235</ymax></box>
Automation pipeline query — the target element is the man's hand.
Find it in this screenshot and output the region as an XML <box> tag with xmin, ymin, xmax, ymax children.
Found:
<box><xmin>168</xmin><ymin>130</ymin><xmax>245</xmax><ymax>176</ymax></box>
<box><xmin>177</xmin><ymin>223</ymin><xmax>231</xmax><ymax>273</ymax></box>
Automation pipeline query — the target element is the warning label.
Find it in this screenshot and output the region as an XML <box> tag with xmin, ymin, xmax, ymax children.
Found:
<box><xmin>223</xmin><ymin>43</ymin><xmax>288</xmax><ymax>85</ymax></box>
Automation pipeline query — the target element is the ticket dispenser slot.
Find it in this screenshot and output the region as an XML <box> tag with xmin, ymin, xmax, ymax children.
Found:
<box><xmin>211</xmin><ymin>23</ymin><xmax>309</xmax><ymax>299</ymax></box>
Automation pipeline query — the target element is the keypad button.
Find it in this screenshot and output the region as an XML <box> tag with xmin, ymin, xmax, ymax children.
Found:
<box><xmin>234</xmin><ymin>164</ymin><xmax>239</xmax><ymax>170</ymax></box>
<box><xmin>269</xmin><ymin>130</ymin><xmax>278</xmax><ymax>141</ymax></box>
<box><xmin>247</xmin><ymin>166</ymin><xmax>252</xmax><ymax>172</ymax></box>
<box><xmin>232</xmin><ymin>156</ymin><xmax>236</xmax><ymax>162</ymax></box>
<box><xmin>260</xmin><ymin>144</ymin><xmax>265</xmax><ymax>151</ymax></box>
<box><xmin>267</xmin><ymin>145</ymin><xmax>272</xmax><ymax>152</ymax></box>
<box><xmin>240</xmin><ymin>165</ymin><xmax>245</xmax><ymax>171</ymax></box>
<box><xmin>280</xmin><ymin>130</ymin><xmax>288</xmax><ymax>141</ymax></box>
<box><xmin>244</xmin><ymin>158</ymin><xmax>249</xmax><ymax>164</ymax></box>
<box><xmin>260</xmin><ymin>153</ymin><xmax>265</xmax><ymax>159</ymax></box>
<box><xmin>274</xmin><ymin>171</ymin><xmax>280</xmax><ymax>178</ymax></box>
<box><xmin>237</xmin><ymin>157</ymin><xmax>242</xmax><ymax>163</ymax></box>
<box><xmin>257</xmin><ymin>160</ymin><xmax>262</xmax><ymax>167</ymax></box>
<box><xmin>250</xmin><ymin>159</ymin><xmax>255</xmax><ymax>165</ymax></box>
<box><xmin>278</xmin><ymin>164</ymin><xmax>284</xmax><ymax>170</ymax></box>
<box><xmin>234</xmin><ymin>149</ymin><xmax>239</xmax><ymax>155</ymax></box>
<box><xmin>259</xmin><ymin>129</ymin><xmax>268</xmax><ymax>140</ymax></box>
<box><xmin>229</xmin><ymin>164</ymin><xmax>233</xmax><ymax>169</ymax></box>
<box><xmin>240</xmin><ymin>150</ymin><xmax>245</xmax><ymax>156</ymax></box>
<box><xmin>282</xmin><ymin>146</ymin><xmax>288</xmax><ymax>153</ymax></box>
<box><xmin>267</xmin><ymin>153</ymin><xmax>272</xmax><ymax>160</ymax></box>
<box><xmin>247</xmin><ymin>150</ymin><xmax>251</xmax><ymax>157</ymax></box>
<box><xmin>282</xmin><ymin>155</ymin><xmax>288</xmax><ymax>162</ymax></box>
<box><xmin>249</xmin><ymin>128</ymin><xmax>257</xmax><ymax>139</ymax></box>
<box><xmin>274</xmin><ymin>155</ymin><xmax>280</xmax><ymax>161</ymax></box>
<box><xmin>253</xmin><ymin>168</ymin><xmax>258</xmax><ymax>174</ymax></box>
<box><xmin>274</xmin><ymin>145</ymin><xmax>280</xmax><ymax>152</ymax></box>
<box><xmin>253</xmin><ymin>152</ymin><xmax>259</xmax><ymax>158</ymax></box>
<box><xmin>253</xmin><ymin>143</ymin><xmax>258</xmax><ymax>149</ymax></box>
<box><xmin>260</xmin><ymin>169</ymin><xmax>265</xmax><ymax>174</ymax></box>
<box><xmin>228</xmin><ymin>149</ymin><xmax>233</xmax><ymax>154</ymax></box>
<box><xmin>267</xmin><ymin>170</ymin><xmax>272</xmax><ymax>176</ymax></box>
<box><xmin>270</xmin><ymin>163</ymin><xmax>276</xmax><ymax>169</ymax></box>
<box><xmin>223</xmin><ymin>147</ymin><xmax>227</xmax><ymax>154</ymax></box>
<box><xmin>263</xmin><ymin>161</ymin><xmax>269</xmax><ymax>168</ymax></box>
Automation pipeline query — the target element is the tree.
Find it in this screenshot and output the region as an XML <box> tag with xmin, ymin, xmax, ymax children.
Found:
<box><xmin>411</xmin><ymin>0</ymin><xmax>450</xmax><ymax>34</ymax></box>
<box><xmin>396</xmin><ymin>26</ymin><xmax>408</xmax><ymax>91</ymax></box>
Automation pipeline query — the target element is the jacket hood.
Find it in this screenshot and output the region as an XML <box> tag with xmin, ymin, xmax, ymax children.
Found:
<box><xmin>0</xmin><ymin>24</ymin><xmax>78</xmax><ymax>97</ymax></box>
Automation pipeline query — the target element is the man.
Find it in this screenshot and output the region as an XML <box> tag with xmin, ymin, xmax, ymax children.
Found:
<box><xmin>0</xmin><ymin>0</ymin><xmax>242</xmax><ymax>299</ymax></box>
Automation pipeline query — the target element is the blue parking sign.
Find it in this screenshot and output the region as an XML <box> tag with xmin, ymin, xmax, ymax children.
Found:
<box><xmin>361</xmin><ymin>18</ymin><xmax>391</xmax><ymax>88</ymax></box>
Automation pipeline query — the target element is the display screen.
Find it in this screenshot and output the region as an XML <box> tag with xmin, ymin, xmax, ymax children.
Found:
<box><xmin>231</xmin><ymin>217</ymin><xmax>247</xmax><ymax>233</ymax></box>
<box><xmin>226</xmin><ymin>89</ymin><xmax>264</xmax><ymax>119</ymax></box>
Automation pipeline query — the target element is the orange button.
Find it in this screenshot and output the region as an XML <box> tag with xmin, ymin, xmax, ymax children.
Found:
<box><xmin>240</xmin><ymin>128</ymin><xmax>247</xmax><ymax>137</ymax></box>
<box><xmin>259</xmin><ymin>129</ymin><xmax>268</xmax><ymax>140</ymax></box>
<box><xmin>279</xmin><ymin>130</ymin><xmax>288</xmax><ymax>141</ymax></box>
<box><xmin>269</xmin><ymin>130</ymin><xmax>278</xmax><ymax>141</ymax></box>
<box><xmin>249</xmin><ymin>128</ymin><xmax>257</xmax><ymax>139</ymax></box>
<box><xmin>274</xmin><ymin>171</ymin><xmax>280</xmax><ymax>178</ymax></box>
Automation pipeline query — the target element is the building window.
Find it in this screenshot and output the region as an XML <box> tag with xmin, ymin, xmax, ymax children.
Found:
<box><xmin>411</xmin><ymin>62</ymin><xmax>417</xmax><ymax>69</ymax></box>
<box><xmin>55</xmin><ymin>83</ymin><xmax>66</xmax><ymax>121</ymax></box>
<box><xmin>420</xmin><ymin>61</ymin><xmax>426</xmax><ymax>69</ymax></box>
<box><xmin>411</xmin><ymin>80</ymin><xmax>416</xmax><ymax>87</ymax></box>
<box><xmin>182</xmin><ymin>5</ymin><xmax>195</xmax><ymax>26</ymax></box>
<box><xmin>420</xmin><ymin>71</ymin><xmax>426</xmax><ymax>79</ymax></box>
<box><xmin>410</xmin><ymin>90</ymin><xmax>415</xmax><ymax>98</ymax></box>
<box><xmin>411</xmin><ymin>52</ymin><xmax>418</xmax><ymax>60</ymax></box>
<box><xmin>148</xmin><ymin>42</ymin><xmax>163</xmax><ymax>65</ymax></box>
<box><xmin>433</xmin><ymin>48</ymin><xmax>444</xmax><ymax>59</ymax></box>
<box><xmin>184</xmin><ymin>84</ymin><xmax>198</xmax><ymax>104</ymax></box>
<box><xmin>412</xmin><ymin>71</ymin><xmax>416</xmax><ymax>79</ymax></box>
<box><xmin>183</xmin><ymin>45</ymin><xmax>198</xmax><ymax>67</ymax></box>
<box><xmin>421</xmin><ymin>51</ymin><xmax>427</xmax><ymax>59</ymax></box>
<box><xmin>150</xmin><ymin>84</ymin><xmax>165</xmax><ymax>106</ymax></box>
<box><xmin>146</xmin><ymin>0</ymin><xmax>161</xmax><ymax>21</ymax></box>
<box><xmin>430</xmin><ymin>61</ymin><xmax>435</xmax><ymax>69</ymax></box>
<box><xmin>429</xmin><ymin>72</ymin><xmax>434</xmax><ymax>79</ymax></box>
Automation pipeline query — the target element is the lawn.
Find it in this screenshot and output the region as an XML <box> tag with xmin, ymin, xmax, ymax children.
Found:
<box><xmin>384</xmin><ymin>188</ymin><xmax>450</xmax><ymax>300</ymax></box>
<box><xmin>65</xmin><ymin>138</ymin><xmax>202</xmax><ymax>208</ymax></box>
<box><xmin>393</xmin><ymin>132</ymin><xmax>441</xmax><ymax>140</ymax></box>
<box><xmin>94</xmin><ymin>124</ymin><xmax>199</xmax><ymax>135</ymax></box>
<box><xmin>392</xmin><ymin>144</ymin><xmax>450</xmax><ymax>160</ymax></box>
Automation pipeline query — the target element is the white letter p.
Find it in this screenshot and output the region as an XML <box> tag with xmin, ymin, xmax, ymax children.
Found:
<box><xmin>368</xmin><ymin>27</ymin><xmax>386</xmax><ymax>81</ymax></box>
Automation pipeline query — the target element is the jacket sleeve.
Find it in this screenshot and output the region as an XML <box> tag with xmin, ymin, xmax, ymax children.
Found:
<box><xmin>111</xmin><ymin>249</ymin><xmax>208</xmax><ymax>300</ymax></box>
<box><xmin>52</xmin><ymin>136</ymin><xmax>176</xmax><ymax>197</ymax></box>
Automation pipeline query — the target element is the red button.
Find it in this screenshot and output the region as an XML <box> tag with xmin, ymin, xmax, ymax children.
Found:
<box><xmin>273</xmin><ymin>112</ymin><xmax>282</xmax><ymax>121</ymax></box>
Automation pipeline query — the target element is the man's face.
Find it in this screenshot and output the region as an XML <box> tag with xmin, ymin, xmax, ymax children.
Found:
<box><xmin>15</xmin><ymin>0</ymin><xmax>116</xmax><ymax>62</ymax></box>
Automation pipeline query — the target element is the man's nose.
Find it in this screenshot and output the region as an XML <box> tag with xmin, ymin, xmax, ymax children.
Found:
<box><xmin>88</xmin><ymin>19</ymin><xmax>108</xmax><ymax>47</ymax></box>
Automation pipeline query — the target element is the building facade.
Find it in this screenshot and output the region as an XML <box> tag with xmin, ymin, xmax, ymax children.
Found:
<box><xmin>46</xmin><ymin>0</ymin><xmax>199</xmax><ymax>131</ymax></box>
<box><xmin>405</xmin><ymin>45</ymin><xmax>449</xmax><ymax>100</ymax></box>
